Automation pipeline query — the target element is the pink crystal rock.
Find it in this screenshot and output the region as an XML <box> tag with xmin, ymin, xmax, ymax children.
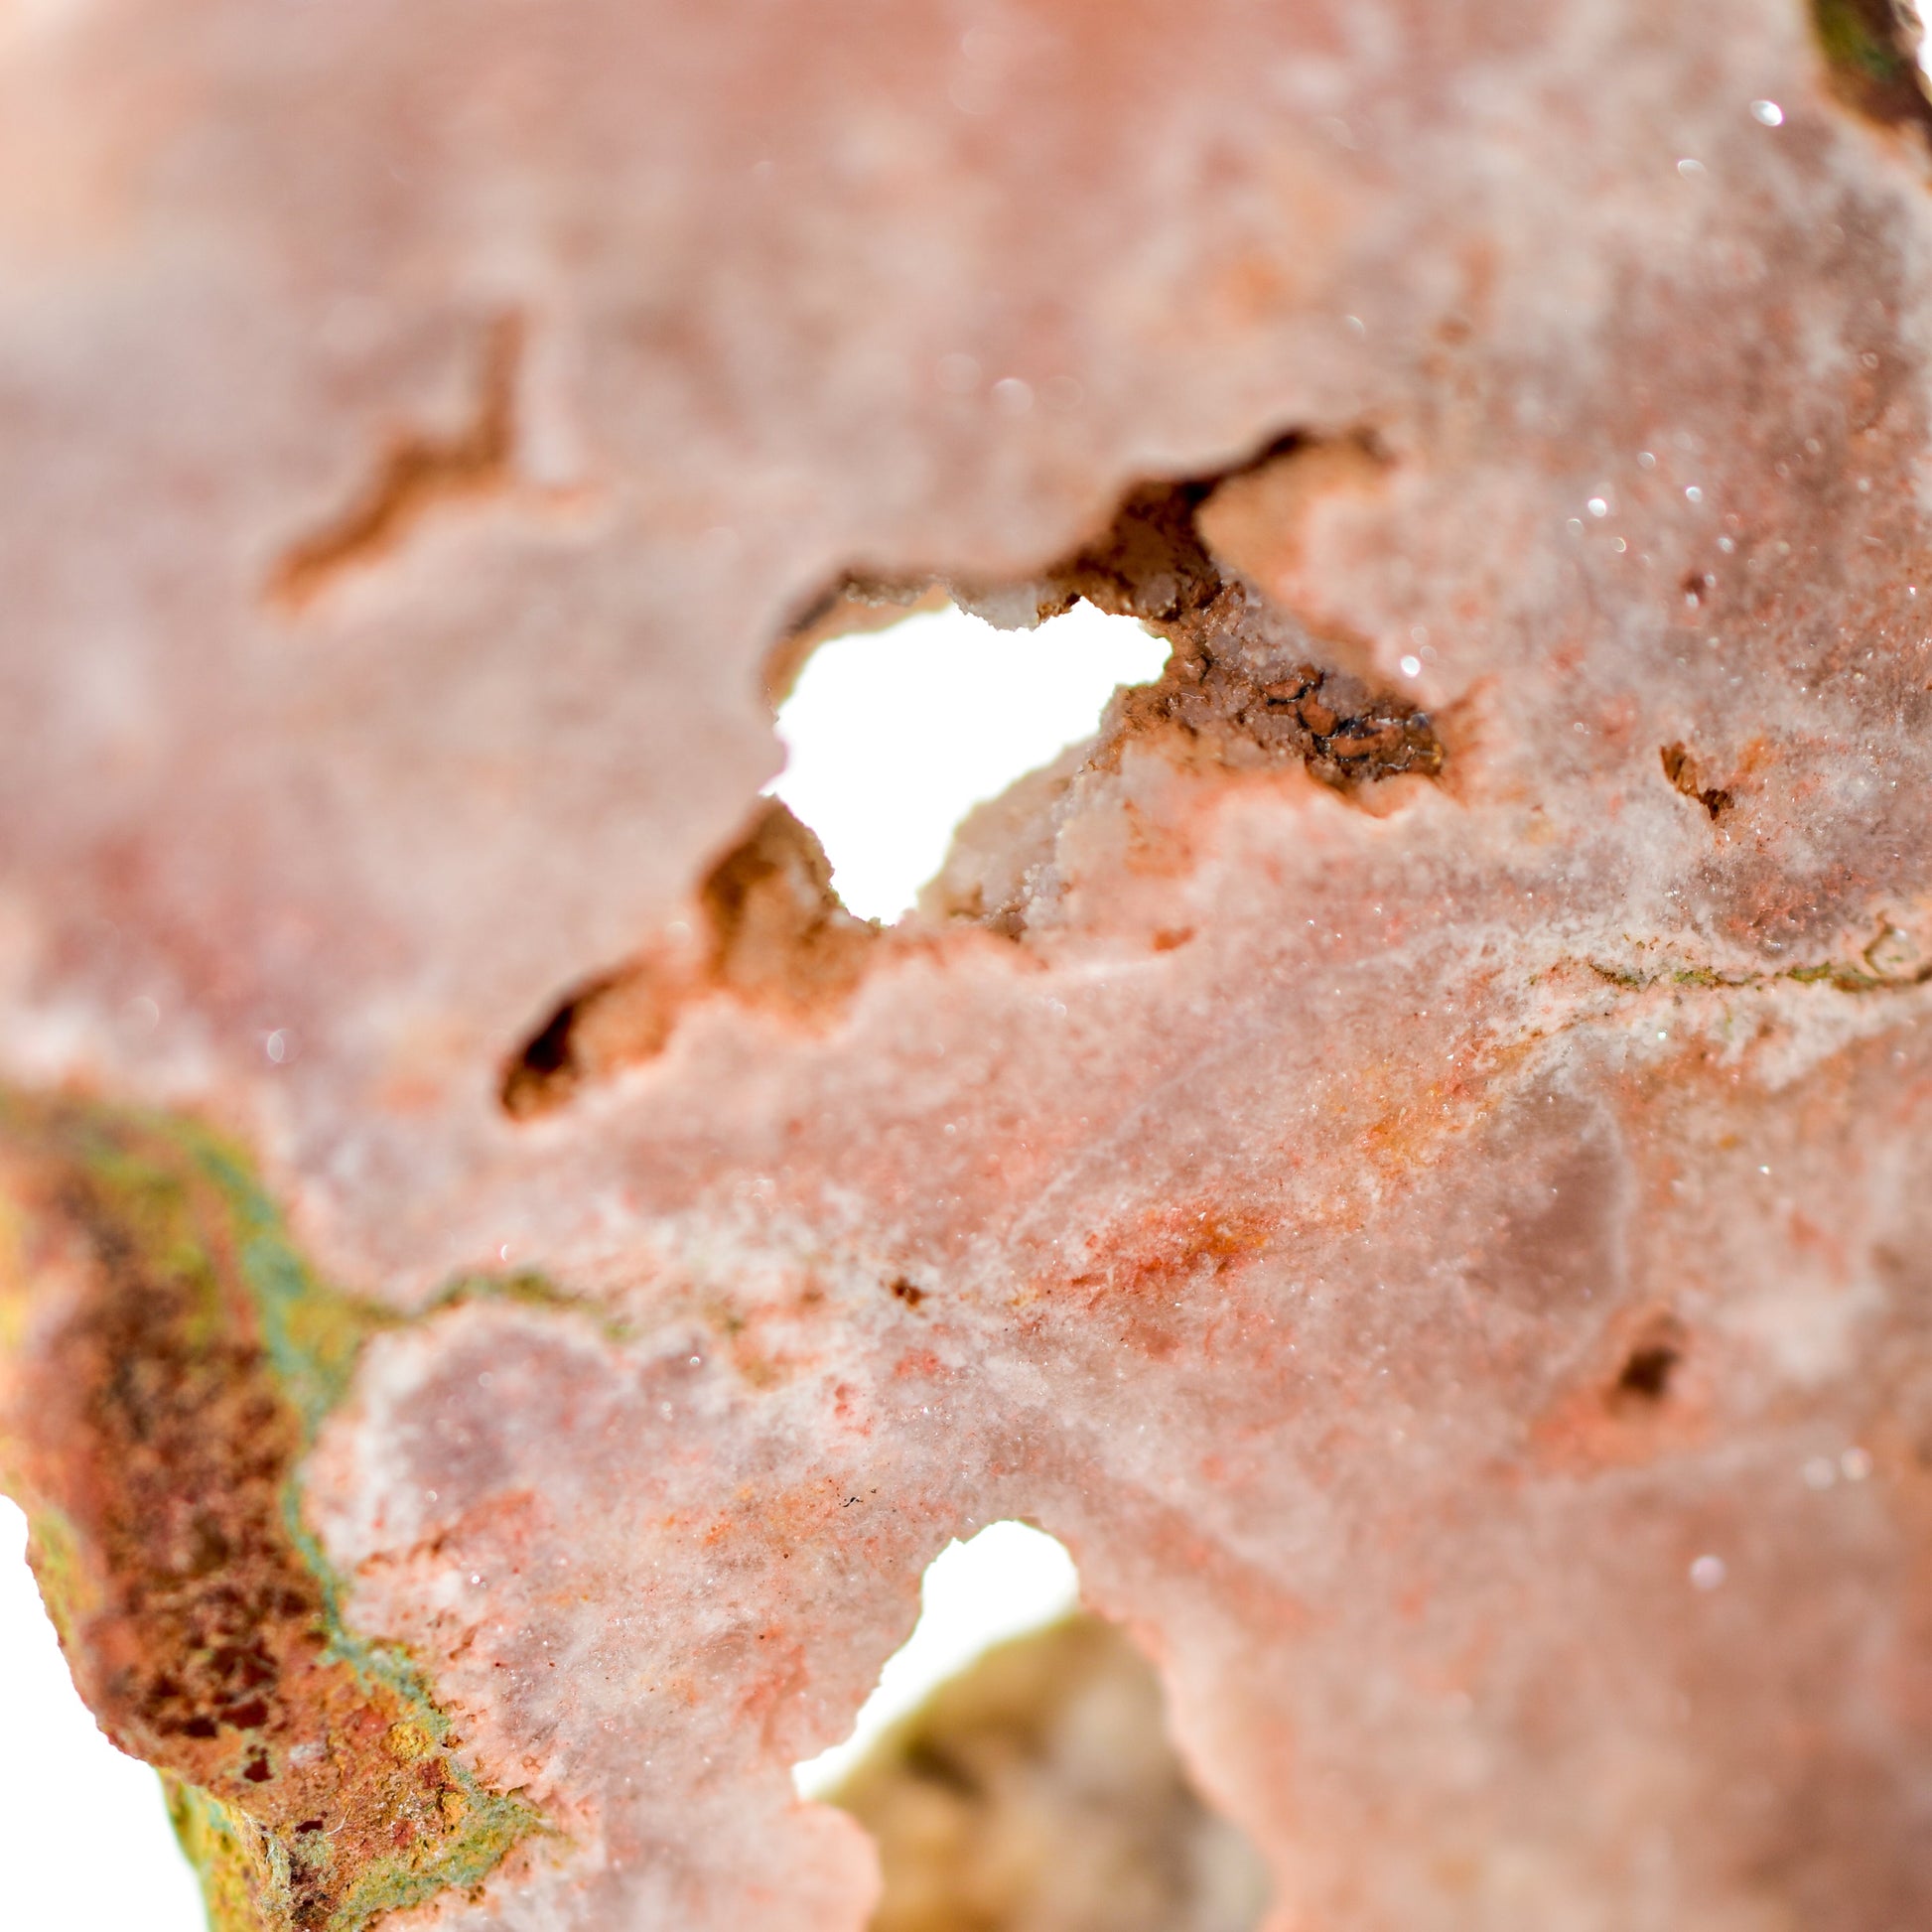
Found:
<box><xmin>5</xmin><ymin>0</ymin><xmax>1932</xmax><ymax>1926</ymax></box>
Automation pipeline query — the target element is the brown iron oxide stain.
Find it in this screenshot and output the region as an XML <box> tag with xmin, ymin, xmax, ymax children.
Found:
<box><xmin>1054</xmin><ymin>1199</ymin><xmax>1275</xmax><ymax>1359</ymax></box>
<box><xmin>1660</xmin><ymin>742</ymin><xmax>1733</xmax><ymax>821</ymax></box>
<box><xmin>502</xmin><ymin>798</ymin><xmax>879</xmax><ymax>1117</ymax></box>
<box><xmin>271</xmin><ymin>315</ymin><xmax>523</xmax><ymax>611</ymax></box>
<box><xmin>1065</xmin><ymin>1200</ymin><xmax>1274</xmax><ymax>1300</ymax></box>
<box><xmin>960</xmin><ymin>439</ymin><xmax>1444</xmax><ymax>791</ymax></box>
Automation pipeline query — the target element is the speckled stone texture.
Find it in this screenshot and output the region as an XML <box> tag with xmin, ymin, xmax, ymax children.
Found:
<box><xmin>5</xmin><ymin>0</ymin><xmax>1932</xmax><ymax>1927</ymax></box>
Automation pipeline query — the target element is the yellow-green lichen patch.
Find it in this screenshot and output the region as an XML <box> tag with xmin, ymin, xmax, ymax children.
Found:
<box><xmin>0</xmin><ymin>1091</ymin><xmax>546</xmax><ymax>1930</ymax></box>
<box><xmin>327</xmin><ymin>1772</ymin><xmax>549</xmax><ymax>1932</ymax></box>
<box><xmin>1811</xmin><ymin>0</ymin><xmax>1932</xmax><ymax>130</ymax></box>
<box><xmin>166</xmin><ymin>1778</ymin><xmax>287</xmax><ymax>1932</ymax></box>
<box><xmin>421</xmin><ymin>1265</ymin><xmax>637</xmax><ymax>1347</ymax></box>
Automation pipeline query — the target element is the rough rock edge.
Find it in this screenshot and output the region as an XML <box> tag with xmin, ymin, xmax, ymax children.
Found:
<box><xmin>0</xmin><ymin>1093</ymin><xmax>548</xmax><ymax>1930</ymax></box>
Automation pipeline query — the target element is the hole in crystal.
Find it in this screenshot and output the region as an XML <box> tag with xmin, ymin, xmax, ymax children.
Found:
<box><xmin>1614</xmin><ymin>1342</ymin><xmax>1680</xmax><ymax>1403</ymax></box>
<box><xmin>793</xmin><ymin>1522</ymin><xmax>1079</xmax><ymax>1799</ymax></box>
<box><xmin>794</xmin><ymin>1521</ymin><xmax>1270</xmax><ymax>1932</ymax></box>
<box><xmin>767</xmin><ymin>601</ymin><xmax>1169</xmax><ymax>923</ymax></box>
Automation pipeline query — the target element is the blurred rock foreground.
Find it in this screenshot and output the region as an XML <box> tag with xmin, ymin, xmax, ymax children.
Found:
<box><xmin>833</xmin><ymin>1615</ymin><xmax>1270</xmax><ymax>1932</ymax></box>
<box><xmin>5</xmin><ymin>0</ymin><xmax>1932</xmax><ymax>1927</ymax></box>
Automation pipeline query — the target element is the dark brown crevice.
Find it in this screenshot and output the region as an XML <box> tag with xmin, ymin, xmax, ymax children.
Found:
<box><xmin>1104</xmin><ymin>599</ymin><xmax>1444</xmax><ymax>789</ymax></box>
<box><xmin>1037</xmin><ymin>444</ymin><xmax>1443</xmax><ymax>789</ymax></box>
<box><xmin>769</xmin><ymin>427</ymin><xmax>1443</xmax><ymax>796</ymax></box>
<box><xmin>1606</xmin><ymin>1316</ymin><xmax>1688</xmax><ymax>1415</ymax></box>
<box><xmin>271</xmin><ymin>313</ymin><xmax>523</xmax><ymax>611</ymax></box>
<box><xmin>1661</xmin><ymin>742</ymin><xmax>1733</xmax><ymax>821</ymax></box>
<box><xmin>974</xmin><ymin>465</ymin><xmax>1236</xmax><ymax>628</ymax></box>
<box><xmin>501</xmin><ymin>799</ymin><xmax>877</xmax><ymax>1118</ymax></box>
<box><xmin>946</xmin><ymin>425</ymin><xmax>1337</xmax><ymax>634</ymax></box>
<box><xmin>1811</xmin><ymin>0</ymin><xmax>1932</xmax><ymax>136</ymax></box>
<box><xmin>1613</xmin><ymin>1341</ymin><xmax>1681</xmax><ymax>1404</ymax></box>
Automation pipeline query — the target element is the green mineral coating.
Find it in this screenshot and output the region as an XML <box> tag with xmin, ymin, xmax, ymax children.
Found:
<box><xmin>328</xmin><ymin>1784</ymin><xmax>547</xmax><ymax>1932</ymax></box>
<box><xmin>1586</xmin><ymin>960</ymin><xmax>1650</xmax><ymax>990</ymax></box>
<box><xmin>1812</xmin><ymin>0</ymin><xmax>1911</xmax><ymax>85</ymax></box>
<box><xmin>424</xmin><ymin>1264</ymin><xmax>637</xmax><ymax>1346</ymax></box>
<box><xmin>1578</xmin><ymin>951</ymin><xmax>1917</xmax><ymax>1001</ymax></box>
<box><xmin>0</xmin><ymin>1091</ymin><xmax>553</xmax><ymax>1930</ymax></box>
<box><xmin>169</xmin><ymin>1756</ymin><xmax>542</xmax><ymax>1932</ymax></box>
<box><xmin>235</xmin><ymin>1198</ymin><xmax>375</xmax><ymax>1438</ymax></box>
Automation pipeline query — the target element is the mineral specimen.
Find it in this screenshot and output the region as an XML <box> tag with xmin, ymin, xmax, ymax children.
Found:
<box><xmin>5</xmin><ymin>0</ymin><xmax>1932</xmax><ymax>1927</ymax></box>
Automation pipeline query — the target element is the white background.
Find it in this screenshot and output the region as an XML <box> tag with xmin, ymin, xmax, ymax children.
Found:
<box><xmin>770</xmin><ymin>599</ymin><xmax>1167</xmax><ymax>920</ymax></box>
<box><xmin>0</xmin><ymin>1497</ymin><xmax>208</xmax><ymax>1928</ymax></box>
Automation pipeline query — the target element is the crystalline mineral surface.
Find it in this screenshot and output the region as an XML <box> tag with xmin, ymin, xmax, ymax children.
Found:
<box><xmin>5</xmin><ymin>0</ymin><xmax>1932</xmax><ymax>1926</ymax></box>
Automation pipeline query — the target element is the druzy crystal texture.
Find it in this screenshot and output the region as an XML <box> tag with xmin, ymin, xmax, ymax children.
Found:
<box><xmin>5</xmin><ymin>1</ymin><xmax>1932</xmax><ymax>1927</ymax></box>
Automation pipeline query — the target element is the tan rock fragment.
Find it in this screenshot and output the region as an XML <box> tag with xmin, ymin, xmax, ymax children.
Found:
<box><xmin>833</xmin><ymin>1615</ymin><xmax>1270</xmax><ymax>1932</ymax></box>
